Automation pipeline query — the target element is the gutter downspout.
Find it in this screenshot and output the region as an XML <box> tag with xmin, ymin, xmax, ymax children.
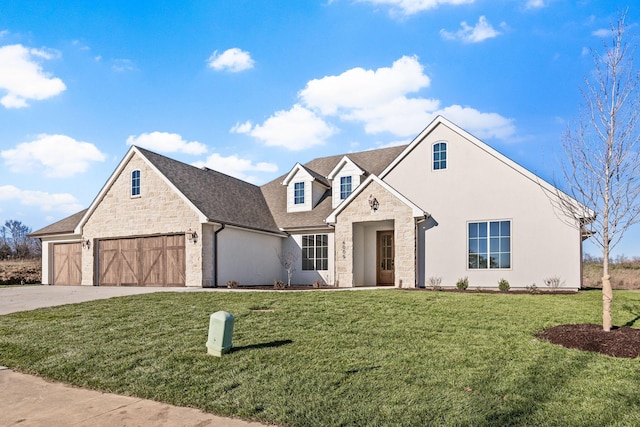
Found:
<box><xmin>415</xmin><ymin>215</ymin><xmax>430</xmax><ymax>288</ymax></box>
<box><xmin>213</xmin><ymin>224</ymin><xmax>225</xmax><ymax>287</ymax></box>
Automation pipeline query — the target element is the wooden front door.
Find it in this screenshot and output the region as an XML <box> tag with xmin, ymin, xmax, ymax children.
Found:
<box><xmin>53</xmin><ymin>242</ymin><xmax>82</xmax><ymax>285</ymax></box>
<box><xmin>376</xmin><ymin>230</ymin><xmax>394</xmax><ymax>285</ymax></box>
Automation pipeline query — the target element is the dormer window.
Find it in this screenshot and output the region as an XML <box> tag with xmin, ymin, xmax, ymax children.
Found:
<box><xmin>340</xmin><ymin>176</ymin><xmax>352</xmax><ymax>200</ymax></box>
<box><xmin>433</xmin><ymin>142</ymin><xmax>447</xmax><ymax>170</ymax></box>
<box><xmin>131</xmin><ymin>170</ymin><xmax>141</xmax><ymax>197</ymax></box>
<box><xmin>294</xmin><ymin>182</ymin><xmax>305</xmax><ymax>204</ymax></box>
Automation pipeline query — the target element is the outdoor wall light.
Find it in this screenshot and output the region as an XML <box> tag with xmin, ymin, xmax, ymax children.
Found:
<box><xmin>82</xmin><ymin>237</ymin><xmax>91</xmax><ymax>250</ymax></box>
<box><xmin>186</xmin><ymin>228</ymin><xmax>199</xmax><ymax>244</ymax></box>
<box><xmin>368</xmin><ymin>194</ymin><xmax>379</xmax><ymax>212</ymax></box>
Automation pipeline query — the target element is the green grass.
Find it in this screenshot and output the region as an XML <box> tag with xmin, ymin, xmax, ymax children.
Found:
<box><xmin>2</xmin><ymin>290</ymin><xmax>640</xmax><ymax>426</ymax></box>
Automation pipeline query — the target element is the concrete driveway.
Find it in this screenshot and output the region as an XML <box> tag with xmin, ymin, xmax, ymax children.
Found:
<box><xmin>0</xmin><ymin>284</ymin><xmax>209</xmax><ymax>315</ymax></box>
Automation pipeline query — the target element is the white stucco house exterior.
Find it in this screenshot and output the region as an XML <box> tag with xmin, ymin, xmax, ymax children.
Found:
<box><xmin>31</xmin><ymin>116</ymin><xmax>588</xmax><ymax>290</ymax></box>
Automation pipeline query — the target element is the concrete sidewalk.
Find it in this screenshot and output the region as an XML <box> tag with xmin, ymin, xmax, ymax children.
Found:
<box><xmin>0</xmin><ymin>367</ymin><xmax>269</xmax><ymax>427</ymax></box>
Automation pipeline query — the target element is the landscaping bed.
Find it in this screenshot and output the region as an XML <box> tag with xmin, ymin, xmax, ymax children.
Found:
<box><xmin>538</xmin><ymin>323</ymin><xmax>640</xmax><ymax>358</ymax></box>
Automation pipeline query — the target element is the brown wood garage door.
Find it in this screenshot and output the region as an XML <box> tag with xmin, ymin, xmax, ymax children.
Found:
<box><xmin>53</xmin><ymin>242</ymin><xmax>82</xmax><ymax>285</ymax></box>
<box><xmin>98</xmin><ymin>235</ymin><xmax>185</xmax><ymax>286</ymax></box>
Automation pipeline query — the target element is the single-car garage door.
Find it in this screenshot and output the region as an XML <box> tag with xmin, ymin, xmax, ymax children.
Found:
<box><xmin>98</xmin><ymin>235</ymin><xmax>185</xmax><ymax>286</ymax></box>
<box><xmin>53</xmin><ymin>242</ymin><xmax>82</xmax><ymax>285</ymax></box>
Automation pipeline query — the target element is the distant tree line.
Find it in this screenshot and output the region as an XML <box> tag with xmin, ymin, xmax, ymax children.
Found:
<box><xmin>0</xmin><ymin>220</ymin><xmax>41</xmax><ymax>259</ymax></box>
<box><xmin>584</xmin><ymin>253</ymin><xmax>640</xmax><ymax>265</ymax></box>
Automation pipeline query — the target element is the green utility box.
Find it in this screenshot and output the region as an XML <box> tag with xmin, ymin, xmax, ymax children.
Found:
<box><xmin>206</xmin><ymin>311</ymin><xmax>234</xmax><ymax>357</ymax></box>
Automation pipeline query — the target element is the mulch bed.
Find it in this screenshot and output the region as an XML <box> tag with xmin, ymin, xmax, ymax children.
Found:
<box><xmin>537</xmin><ymin>323</ymin><xmax>640</xmax><ymax>358</ymax></box>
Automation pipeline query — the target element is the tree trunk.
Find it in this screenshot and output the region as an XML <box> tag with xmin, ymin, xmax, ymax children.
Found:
<box><xmin>602</xmin><ymin>274</ymin><xmax>613</xmax><ymax>332</ymax></box>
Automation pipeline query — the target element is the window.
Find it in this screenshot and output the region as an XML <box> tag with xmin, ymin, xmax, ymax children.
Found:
<box><xmin>340</xmin><ymin>176</ymin><xmax>352</xmax><ymax>200</ymax></box>
<box><xmin>468</xmin><ymin>220</ymin><xmax>511</xmax><ymax>269</ymax></box>
<box><xmin>302</xmin><ymin>234</ymin><xmax>328</xmax><ymax>271</ymax></box>
<box><xmin>131</xmin><ymin>170</ymin><xmax>141</xmax><ymax>197</ymax></box>
<box><xmin>433</xmin><ymin>142</ymin><xmax>447</xmax><ymax>170</ymax></box>
<box><xmin>294</xmin><ymin>182</ymin><xmax>305</xmax><ymax>205</ymax></box>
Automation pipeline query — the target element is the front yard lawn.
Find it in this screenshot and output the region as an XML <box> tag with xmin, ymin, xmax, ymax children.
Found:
<box><xmin>1</xmin><ymin>290</ymin><xmax>640</xmax><ymax>426</ymax></box>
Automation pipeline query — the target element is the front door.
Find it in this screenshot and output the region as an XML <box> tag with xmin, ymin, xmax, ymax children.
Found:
<box><xmin>376</xmin><ymin>230</ymin><xmax>394</xmax><ymax>285</ymax></box>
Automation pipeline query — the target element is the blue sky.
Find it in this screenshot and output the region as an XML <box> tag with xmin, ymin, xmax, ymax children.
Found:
<box><xmin>0</xmin><ymin>0</ymin><xmax>638</xmax><ymax>257</ymax></box>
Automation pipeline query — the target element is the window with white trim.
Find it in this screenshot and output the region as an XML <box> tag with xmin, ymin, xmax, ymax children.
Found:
<box><xmin>468</xmin><ymin>220</ymin><xmax>511</xmax><ymax>269</ymax></box>
<box><xmin>294</xmin><ymin>182</ymin><xmax>305</xmax><ymax>204</ymax></box>
<box><xmin>302</xmin><ymin>234</ymin><xmax>328</xmax><ymax>271</ymax></box>
<box><xmin>433</xmin><ymin>142</ymin><xmax>447</xmax><ymax>170</ymax></box>
<box><xmin>131</xmin><ymin>170</ymin><xmax>141</xmax><ymax>197</ymax></box>
<box><xmin>340</xmin><ymin>176</ymin><xmax>352</xmax><ymax>200</ymax></box>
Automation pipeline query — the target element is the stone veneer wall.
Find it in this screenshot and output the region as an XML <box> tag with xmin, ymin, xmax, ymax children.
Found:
<box><xmin>81</xmin><ymin>153</ymin><xmax>203</xmax><ymax>286</ymax></box>
<box><xmin>334</xmin><ymin>180</ymin><xmax>416</xmax><ymax>288</ymax></box>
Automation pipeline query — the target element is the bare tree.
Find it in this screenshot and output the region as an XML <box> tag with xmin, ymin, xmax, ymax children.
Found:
<box><xmin>555</xmin><ymin>10</ymin><xmax>640</xmax><ymax>331</ymax></box>
<box><xmin>277</xmin><ymin>249</ymin><xmax>299</xmax><ymax>287</ymax></box>
<box><xmin>4</xmin><ymin>220</ymin><xmax>35</xmax><ymax>259</ymax></box>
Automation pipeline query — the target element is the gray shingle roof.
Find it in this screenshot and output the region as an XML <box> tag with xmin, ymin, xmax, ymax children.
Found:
<box><xmin>29</xmin><ymin>209</ymin><xmax>88</xmax><ymax>237</ymax></box>
<box><xmin>260</xmin><ymin>145</ymin><xmax>408</xmax><ymax>230</ymax></box>
<box><xmin>31</xmin><ymin>145</ymin><xmax>408</xmax><ymax>238</ymax></box>
<box><xmin>137</xmin><ymin>148</ymin><xmax>283</xmax><ymax>234</ymax></box>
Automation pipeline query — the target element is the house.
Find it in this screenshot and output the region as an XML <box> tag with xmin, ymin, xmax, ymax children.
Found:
<box><xmin>31</xmin><ymin>116</ymin><xmax>587</xmax><ymax>289</ymax></box>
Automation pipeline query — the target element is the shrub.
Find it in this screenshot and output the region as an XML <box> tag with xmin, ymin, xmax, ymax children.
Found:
<box><xmin>274</xmin><ymin>280</ymin><xmax>287</xmax><ymax>290</ymax></box>
<box><xmin>543</xmin><ymin>276</ymin><xmax>564</xmax><ymax>289</ymax></box>
<box><xmin>456</xmin><ymin>276</ymin><xmax>469</xmax><ymax>290</ymax></box>
<box><xmin>312</xmin><ymin>280</ymin><xmax>324</xmax><ymax>289</ymax></box>
<box><xmin>498</xmin><ymin>278</ymin><xmax>510</xmax><ymax>291</ymax></box>
<box><xmin>226</xmin><ymin>280</ymin><xmax>239</xmax><ymax>289</ymax></box>
<box><xmin>428</xmin><ymin>276</ymin><xmax>442</xmax><ymax>288</ymax></box>
<box><xmin>526</xmin><ymin>283</ymin><xmax>539</xmax><ymax>294</ymax></box>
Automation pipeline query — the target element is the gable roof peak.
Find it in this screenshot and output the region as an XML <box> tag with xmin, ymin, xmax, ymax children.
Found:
<box><xmin>282</xmin><ymin>162</ymin><xmax>330</xmax><ymax>187</ymax></box>
<box><xmin>327</xmin><ymin>155</ymin><xmax>366</xmax><ymax>180</ymax></box>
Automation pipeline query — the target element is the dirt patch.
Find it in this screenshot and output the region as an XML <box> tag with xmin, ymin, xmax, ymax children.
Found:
<box><xmin>537</xmin><ymin>323</ymin><xmax>640</xmax><ymax>358</ymax></box>
<box><xmin>0</xmin><ymin>259</ymin><xmax>41</xmax><ymax>285</ymax></box>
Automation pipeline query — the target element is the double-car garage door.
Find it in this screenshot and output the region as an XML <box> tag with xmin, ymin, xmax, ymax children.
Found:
<box><xmin>98</xmin><ymin>235</ymin><xmax>186</xmax><ymax>287</ymax></box>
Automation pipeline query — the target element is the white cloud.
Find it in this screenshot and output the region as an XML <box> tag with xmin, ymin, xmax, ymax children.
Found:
<box><xmin>238</xmin><ymin>56</ymin><xmax>515</xmax><ymax>145</ymax></box>
<box><xmin>525</xmin><ymin>0</ymin><xmax>545</xmax><ymax>9</ymax></box>
<box><xmin>237</xmin><ymin>104</ymin><xmax>336</xmax><ymax>150</ymax></box>
<box><xmin>300</xmin><ymin>55</ymin><xmax>430</xmax><ymax>115</ymax></box>
<box><xmin>0</xmin><ymin>44</ymin><xmax>66</xmax><ymax>108</ymax></box>
<box><xmin>112</xmin><ymin>58</ymin><xmax>137</xmax><ymax>72</ymax></box>
<box><xmin>300</xmin><ymin>55</ymin><xmax>438</xmax><ymax>136</ymax></box>
<box><xmin>207</xmin><ymin>48</ymin><xmax>254</xmax><ymax>72</ymax></box>
<box><xmin>0</xmin><ymin>185</ymin><xmax>83</xmax><ymax>213</ymax></box>
<box><xmin>1</xmin><ymin>134</ymin><xmax>106</xmax><ymax>178</ymax></box>
<box><xmin>0</xmin><ymin>30</ymin><xmax>8</xmax><ymax>38</ymax></box>
<box><xmin>434</xmin><ymin>105</ymin><xmax>515</xmax><ymax>139</ymax></box>
<box><xmin>356</xmin><ymin>0</ymin><xmax>474</xmax><ymax>16</ymax></box>
<box><xmin>230</xmin><ymin>121</ymin><xmax>253</xmax><ymax>134</ymax></box>
<box><xmin>440</xmin><ymin>16</ymin><xmax>504</xmax><ymax>43</ymax></box>
<box><xmin>192</xmin><ymin>153</ymin><xmax>277</xmax><ymax>183</ymax></box>
<box><xmin>126</xmin><ymin>132</ymin><xmax>207</xmax><ymax>155</ymax></box>
<box><xmin>592</xmin><ymin>28</ymin><xmax>611</xmax><ymax>38</ymax></box>
<box><xmin>342</xmin><ymin>96</ymin><xmax>440</xmax><ymax>136</ymax></box>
